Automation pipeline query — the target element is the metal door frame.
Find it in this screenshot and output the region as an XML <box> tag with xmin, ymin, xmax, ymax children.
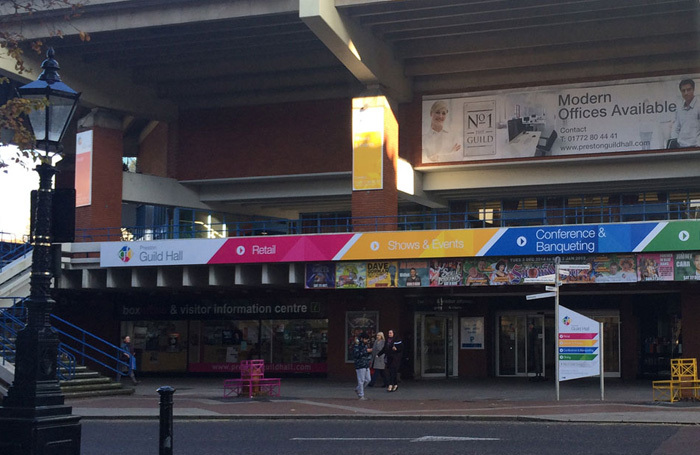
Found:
<box><xmin>496</xmin><ymin>312</ymin><xmax>545</xmax><ymax>377</ymax></box>
<box><xmin>415</xmin><ymin>312</ymin><xmax>458</xmax><ymax>378</ymax></box>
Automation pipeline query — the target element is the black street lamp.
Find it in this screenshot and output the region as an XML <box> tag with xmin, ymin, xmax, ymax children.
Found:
<box><xmin>0</xmin><ymin>48</ymin><xmax>81</xmax><ymax>455</ymax></box>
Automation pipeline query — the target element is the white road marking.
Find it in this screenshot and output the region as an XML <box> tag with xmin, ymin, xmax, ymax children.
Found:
<box><xmin>414</xmin><ymin>436</ymin><xmax>500</xmax><ymax>441</ymax></box>
<box><xmin>292</xmin><ymin>436</ymin><xmax>500</xmax><ymax>442</ymax></box>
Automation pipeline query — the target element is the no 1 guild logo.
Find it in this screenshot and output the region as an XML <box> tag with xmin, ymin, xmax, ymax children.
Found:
<box><xmin>562</xmin><ymin>316</ymin><xmax>571</xmax><ymax>326</ymax></box>
<box><xmin>118</xmin><ymin>246</ymin><xmax>132</xmax><ymax>263</ymax></box>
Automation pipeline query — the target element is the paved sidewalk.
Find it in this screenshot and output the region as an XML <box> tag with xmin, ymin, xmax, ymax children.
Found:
<box><xmin>66</xmin><ymin>376</ymin><xmax>700</xmax><ymax>424</ymax></box>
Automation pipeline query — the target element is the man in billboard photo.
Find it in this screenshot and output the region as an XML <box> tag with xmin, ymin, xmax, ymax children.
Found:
<box><xmin>670</xmin><ymin>79</ymin><xmax>700</xmax><ymax>148</ymax></box>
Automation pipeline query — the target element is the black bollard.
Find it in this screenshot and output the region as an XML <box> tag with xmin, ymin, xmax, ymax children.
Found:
<box><xmin>157</xmin><ymin>386</ymin><xmax>176</xmax><ymax>455</ymax></box>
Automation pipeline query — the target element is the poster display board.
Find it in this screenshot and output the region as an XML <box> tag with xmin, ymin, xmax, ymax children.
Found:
<box><xmin>460</xmin><ymin>317</ymin><xmax>484</xmax><ymax>349</ymax></box>
<box><xmin>345</xmin><ymin>311</ymin><xmax>378</xmax><ymax>363</ymax></box>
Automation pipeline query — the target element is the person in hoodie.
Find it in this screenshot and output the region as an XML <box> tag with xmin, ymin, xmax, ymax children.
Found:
<box><xmin>352</xmin><ymin>332</ymin><xmax>373</xmax><ymax>400</ymax></box>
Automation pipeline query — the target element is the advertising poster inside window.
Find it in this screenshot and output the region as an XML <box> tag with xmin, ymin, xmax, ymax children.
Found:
<box><xmin>336</xmin><ymin>262</ymin><xmax>366</xmax><ymax>288</ymax></box>
<box><xmin>305</xmin><ymin>263</ymin><xmax>336</xmax><ymax>289</ymax></box>
<box><xmin>422</xmin><ymin>75</ymin><xmax>699</xmax><ymax>164</ymax></box>
<box><xmin>637</xmin><ymin>253</ymin><xmax>674</xmax><ymax>281</ymax></box>
<box><xmin>462</xmin><ymin>259</ymin><xmax>490</xmax><ymax>286</ymax></box>
<box><xmin>460</xmin><ymin>317</ymin><xmax>484</xmax><ymax>349</ymax></box>
<box><xmin>345</xmin><ymin>311</ymin><xmax>378</xmax><ymax>362</ymax></box>
<box><xmin>428</xmin><ymin>259</ymin><xmax>464</xmax><ymax>286</ymax></box>
<box><xmin>674</xmin><ymin>252</ymin><xmax>700</xmax><ymax>280</ymax></box>
<box><xmin>366</xmin><ymin>261</ymin><xmax>398</xmax><ymax>287</ymax></box>
<box><xmin>591</xmin><ymin>254</ymin><xmax>638</xmax><ymax>283</ymax></box>
<box><xmin>398</xmin><ymin>260</ymin><xmax>430</xmax><ymax>287</ymax></box>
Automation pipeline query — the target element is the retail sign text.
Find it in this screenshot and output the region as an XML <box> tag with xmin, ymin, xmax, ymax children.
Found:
<box><xmin>117</xmin><ymin>301</ymin><xmax>323</xmax><ymax>320</ymax></box>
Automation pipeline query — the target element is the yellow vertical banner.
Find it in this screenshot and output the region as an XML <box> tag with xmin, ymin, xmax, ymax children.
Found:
<box><xmin>352</xmin><ymin>98</ymin><xmax>384</xmax><ymax>190</ymax></box>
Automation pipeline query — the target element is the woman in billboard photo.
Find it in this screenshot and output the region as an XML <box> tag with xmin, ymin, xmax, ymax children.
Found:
<box><xmin>423</xmin><ymin>100</ymin><xmax>462</xmax><ymax>162</ymax></box>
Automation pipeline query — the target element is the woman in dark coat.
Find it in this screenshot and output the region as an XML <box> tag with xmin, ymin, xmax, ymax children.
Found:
<box><xmin>379</xmin><ymin>329</ymin><xmax>403</xmax><ymax>392</ymax></box>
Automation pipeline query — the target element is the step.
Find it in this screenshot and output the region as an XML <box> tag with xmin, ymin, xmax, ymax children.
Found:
<box><xmin>64</xmin><ymin>370</ymin><xmax>101</xmax><ymax>380</ymax></box>
<box><xmin>62</xmin><ymin>387</ymin><xmax>135</xmax><ymax>399</ymax></box>
<box><xmin>60</xmin><ymin>382</ymin><xmax>126</xmax><ymax>393</ymax></box>
<box><xmin>60</xmin><ymin>377</ymin><xmax>114</xmax><ymax>387</ymax></box>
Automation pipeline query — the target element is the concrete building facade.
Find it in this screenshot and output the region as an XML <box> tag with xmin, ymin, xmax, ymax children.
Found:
<box><xmin>1</xmin><ymin>0</ymin><xmax>700</xmax><ymax>382</ymax></box>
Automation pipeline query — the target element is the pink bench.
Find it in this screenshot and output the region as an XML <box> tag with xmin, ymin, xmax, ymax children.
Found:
<box><xmin>223</xmin><ymin>360</ymin><xmax>281</xmax><ymax>398</ymax></box>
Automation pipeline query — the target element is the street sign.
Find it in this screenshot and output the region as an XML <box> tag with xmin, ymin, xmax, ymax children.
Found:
<box><xmin>559</xmin><ymin>264</ymin><xmax>590</xmax><ymax>270</ymax></box>
<box><xmin>524</xmin><ymin>274</ymin><xmax>555</xmax><ymax>283</ymax></box>
<box><xmin>526</xmin><ymin>291</ymin><xmax>556</xmax><ymax>300</ymax></box>
<box><xmin>545</xmin><ymin>286</ymin><xmax>556</xmax><ymax>291</ymax></box>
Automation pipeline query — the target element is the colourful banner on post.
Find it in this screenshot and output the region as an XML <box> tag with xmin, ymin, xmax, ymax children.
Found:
<box><xmin>558</xmin><ymin>306</ymin><xmax>601</xmax><ymax>382</ymax></box>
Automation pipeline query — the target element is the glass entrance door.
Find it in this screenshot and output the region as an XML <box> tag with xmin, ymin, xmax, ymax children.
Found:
<box><xmin>497</xmin><ymin>314</ymin><xmax>545</xmax><ymax>377</ymax></box>
<box><xmin>418</xmin><ymin>314</ymin><xmax>456</xmax><ymax>378</ymax></box>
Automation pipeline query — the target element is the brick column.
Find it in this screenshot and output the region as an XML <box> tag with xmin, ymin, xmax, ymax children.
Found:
<box><xmin>75</xmin><ymin>110</ymin><xmax>123</xmax><ymax>241</ymax></box>
<box><xmin>351</xmin><ymin>96</ymin><xmax>399</xmax><ymax>232</ymax></box>
<box><xmin>681</xmin><ymin>289</ymin><xmax>700</xmax><ymax>361</ymax></box>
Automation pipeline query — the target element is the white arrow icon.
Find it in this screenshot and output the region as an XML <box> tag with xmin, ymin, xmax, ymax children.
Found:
<box><xmin>236</xmin><ymin>245</ymin><xmax>246</xmax><ymax>255</ymax></box>
<box><xmin>517</xmin><ymin>236</ymin><xmax>527</xmax><ymax>247</ymax></box>
<box><xmin>370</xmin><ymin>241</ymin><xmax>380</xmax><ymax>251</ymax></box>
<box><xmin>679</xmin><ymin>230</ymin><xmax>690</xmax><ymax>242</ymax></box>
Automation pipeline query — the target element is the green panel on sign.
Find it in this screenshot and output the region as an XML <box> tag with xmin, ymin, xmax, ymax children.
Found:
<box><xmin>558</xmin><ymin>354</ymin><xmax>598</xmax><ymax>361</ymax></box>
<box><xmin>644</xmin><ymin>221</ymin><xmax>700</xmax><ymax>251</ymax></box>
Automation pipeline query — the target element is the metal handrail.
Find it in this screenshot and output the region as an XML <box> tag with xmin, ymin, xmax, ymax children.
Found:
<box><xmin>48</xmin><ymin>313</ymin><xmax>130</xmax><ymax>378</ymax></box>
<box><xmin>0</xmin><ymin>236</ymin><xmax>32</xmax><ymax>269</ymax></box>
<box><xmin>0</xmin><ymin>303</ymin><xmax>77</xmax><ymax>380</ymax></box>
<box><xmin>73</xmin><ymin>202</ymin><xmax>697</xmax><ymax>243</ymax></box>
<box><xmin>0</xmin><ymin>300</ymin><xmax>128</xmax><ymax>381</ymax></box>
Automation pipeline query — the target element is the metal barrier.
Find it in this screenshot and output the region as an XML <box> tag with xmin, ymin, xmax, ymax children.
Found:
<box><xmin>72</xmin><ymin>202</ymin><xmax>696</xmax><ymax>243</ymax></box>
<box><xmin>0</xmin><ymin>299</ymin><xmax>128</xmax><ymax>381</ymax></box>
<box><xmin>0</xmin><ymin>302</ymin><xmax>77</xmax><ymax>380</ymax></box>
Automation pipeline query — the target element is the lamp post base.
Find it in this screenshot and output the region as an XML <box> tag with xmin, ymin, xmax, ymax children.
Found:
<box><xmin>0</xmin><ymin>405</ymin><xmax>81</xmax><ymax>455</ymax></box>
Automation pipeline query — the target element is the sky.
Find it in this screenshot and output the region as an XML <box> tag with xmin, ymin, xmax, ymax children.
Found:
<box><xmin>0</xmin><ymin>146</ymin><xmax>36</xmax><ymax>240</ymax></box>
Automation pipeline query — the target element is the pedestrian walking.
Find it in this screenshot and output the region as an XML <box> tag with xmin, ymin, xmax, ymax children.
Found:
<box><xmin>368</xmin><ymin>331</ymin><xmax>388</xmax><ymax>388</ymax></box>
<box><xmin>379</xmin><ymin>329</ymin><xmax>402</xmax><ymax>392</ymax></box>
<box><xmin>352</xmin><ymin>332</ymin><xmax>373</xmax><ymax>400</ymax></box>
<box><xmin>117</xmin><ymin>335</ymin><xmax>139</xmax><ymax>385</ymax></box>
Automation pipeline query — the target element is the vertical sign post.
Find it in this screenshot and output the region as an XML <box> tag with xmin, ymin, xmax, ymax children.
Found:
<box><xmin>554</xmin><ymin>261</ymin><xmax>560</xmax><ymax>401</ymax></box>
<box><xmin>600</xmin><ymin>321</ymin><xmax>605</xmax><ymax>401</ymax></box>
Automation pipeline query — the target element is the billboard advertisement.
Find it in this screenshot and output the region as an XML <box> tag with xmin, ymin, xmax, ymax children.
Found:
<box><xmin>422</xmin><ymin>75</ymin><xmax>698</xmax><ymax>164</ymax></box>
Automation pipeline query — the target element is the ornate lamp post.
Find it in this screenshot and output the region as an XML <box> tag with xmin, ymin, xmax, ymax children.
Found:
<box><xmin>0</xmin><ymin>48</ymin><xmax>81</xmax><ymax>455</ymax></box>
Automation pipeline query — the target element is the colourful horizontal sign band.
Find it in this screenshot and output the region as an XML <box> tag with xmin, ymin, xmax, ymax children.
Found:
<box><xmin>558</xmin><ymin>333</ymin><xmax>598</xmax><ymax>339</ymax></box>
<box><xmin>558</xmin><ymin>339</ymin><xmax>598</xmax><ymax>347</ymax></box>
<box><xmin>558</xmin><ymin>347</ymin><xmax>599</xmax><ymax>354</ymax></box>
<box><xmin>559</xmin><ymin>354</ymin><xmax>598</xmax><ymax>361</ymax></box>
<box><xmin>99</xmin><ymin>220</ymin><xmax>700</xmax><ymax>267</ymax></box>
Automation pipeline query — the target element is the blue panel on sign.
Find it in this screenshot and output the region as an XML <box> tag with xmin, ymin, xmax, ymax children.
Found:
<box><xmin>597</xmin><ymin>223</ymin><xmax>658</xmax><ymax>253</ymax></box>
<box><xmin>484</xmin><ymin>226</ymin><xmax>599</xmax><ymax>256</ymax></box>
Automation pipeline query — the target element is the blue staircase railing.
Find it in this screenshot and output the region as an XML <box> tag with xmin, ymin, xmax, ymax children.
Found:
<box><xmin>0</xmin><ymin>299</ymin><xmax>128</xmax><ymax>382</ymax></box>
<box><xmin>0</xmin><ymin>233</ymin><xmax>32</xmax><ymax>270</ymax></box>
<box><xmin>48</xmin><ymin>313</ymin><xmax>130</xmax><ymax>380</ymax></box>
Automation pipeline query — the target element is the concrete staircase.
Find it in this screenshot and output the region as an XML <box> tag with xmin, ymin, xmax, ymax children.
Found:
<box><xmin>59</xmin><ymin>365</ymin><xmax>135</xmax><ymax>399</ymax></box>
<box><xmin>1</xmin><ymin>360</ymin><xmax>135</xmax><ymax>400</ymax></box>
